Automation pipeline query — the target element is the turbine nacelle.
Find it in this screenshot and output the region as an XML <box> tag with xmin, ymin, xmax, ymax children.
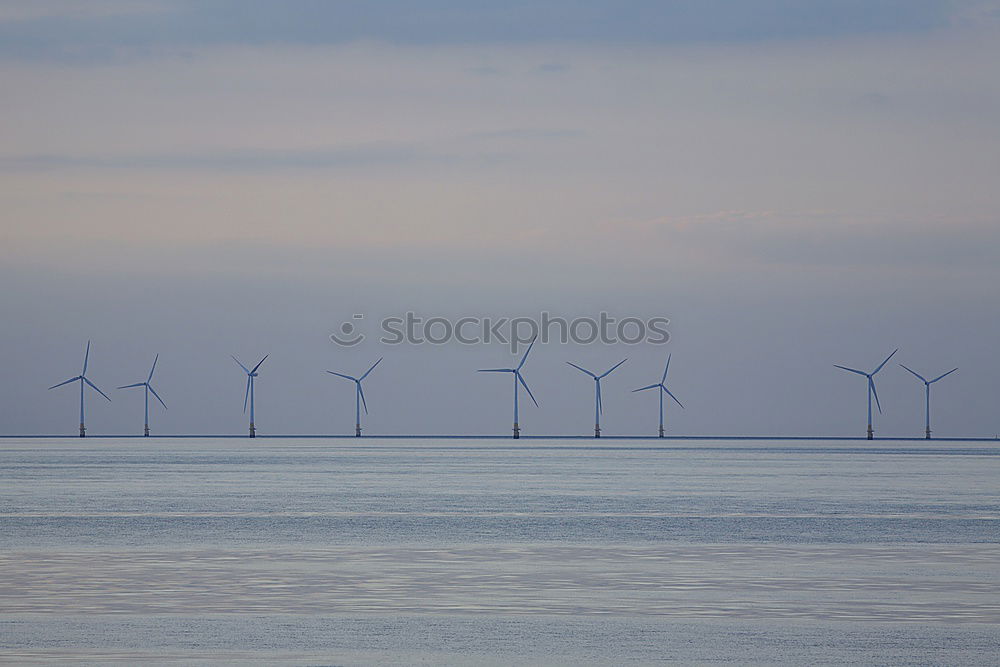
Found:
<box><xmin>118</xmin><ymin>354</ymin><xmax>168</xmax><ymax>409</ymax></box>
<box><xmin>48</xmin><ymin>341</ymin><xmax>111</xmax><ymax>401</ymax></box>
<box><xmin>834</xmin><ymin>348</ymin><xmax>897</xmax><ymax>415</ymax></box>
<box><xmin>233</xmin><ymin>355</ymin><xmax>268</xmax><ymax>377</ymax></box>
<box><xmin>900</xmin><ymin>364</ymin><xmax>957</xmax><ymax>387</ymax></box>
<box><xmin>632</xmin><ymin>383</ymin><xmax>684</xmax><ymax>407</ymax></box>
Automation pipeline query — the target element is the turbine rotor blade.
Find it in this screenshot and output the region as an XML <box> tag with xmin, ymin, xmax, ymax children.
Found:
<box><xmin>596</xmin><ymin>381</ymin><xmax>602</xmax><ymax>415</ymax></box>
<box><xmin>117</xmin><ymin>382</ymin><xmax>145</xmax><ymax>389</ymax></box>
<box><xmin>632</xmin><ymin>384</ymin><xmax>660</xmax><ymax>392</ymax></box>
<box><xmin>567</xmin><ymin>362</ymin><xmax>596</xmax><ymax>378</ymax></box>
<box><xmin>243</xmin><ymin>376</ymin><xmax>251</xmax><ymax>413</ymax></box>
<box><xmin>661</xmin><ymin>354</ymin><xmax>671</xmax><ymax>384</ymax></box>
<box><xmin>834</xmin><ymin>364</ymin><xmax>867</xmax><ymax>376</ymax></box>
<box><xmin>49</xmin><ymin>376</ymin><xmax>81</xmax><ymax>390</ymax></box>
<box><xmin>232</xmin><ymin>356</ymin><xmax>250</xmax><ymax>374</ymax></box>
<box><xmin>478</xmin><ymin>368</ymin><xmax>513</xmax><ymax>373</ymax></box>
<box><xmin>358</xmin><ymin>383</ymin><xmax>368</xmax><ymax>415</ymax></box>
<box><xmin>517</xmin><ymin>337</ymin><xmax>536</xmax><ymax>371</ymax></box>
<box><xmin>327</xmin><ymin>370</ymin><xmax>358</xmax><ymax>382</ymax></box>
<box><xmin>598</xmin><ymin>358</ymin><xmax>628</xmax><ymax>379</ymax></box>
<box><xmin>516</xmin><ymin>371</ymin><xmax>539</xmax><ymax>407</ymax></box>
<box><xmin>250</xmin><ymin>354</ymin><xmax>269</xmax><ymax>374</ymax></box>
<box><xmin>148</xmin><ymin>354</ymin><xmax>159</xmax><ymax>382</ymax></box>
<box><xmin>360</xmin><ymin>357</ymin><xmax>383</xmax><ymax>380</ymax></box>
<box><xmin>873</xmin><ymin>348</ymin><xmax>898</xmax><ymax>375</ymax></box>
<box><xmin>870</xmin><ymin>377</ymin><xmax>882</xmax><ymax>414</ymax></box>
<box><xmin>664</xmin><ymin>386</ymin><xmax>685</xmax><ymax>409</ymax></box>
<box><xmin>899</xmin><ymin>364</ymin><xmax>927</xmax><ymax>383</ymax></box>
<box><xmin>148</xmin><ymin>384</ymin><xmax>167</xmax><ymax>409</ymax></box>
<box><xmin>82</xmin><ymin>340</ymin><xmax>90</xmax><ymax>375</ymax></box>
<box><xmin>930</xmin><ymin>368</ymin><xmax>958</xmax><ymax>384</ymax></box>
<box><xmin>83</xmin><ymin>377</ymin><xmax>111</xmax><ymax>401</ymax></box>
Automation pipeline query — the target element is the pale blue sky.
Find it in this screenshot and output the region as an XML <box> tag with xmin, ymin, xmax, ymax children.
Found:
<box><xmin>1</xmin><ymin>1</ymin><xmax>999</xmax><ymax>436</ymax></box>
<box><xmin>0</xmin><ymin>1</ymin><xmax>962</xmax><ymax>58</ymax></box>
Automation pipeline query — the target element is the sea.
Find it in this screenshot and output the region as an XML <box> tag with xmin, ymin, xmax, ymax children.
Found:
<box><xmin>1</xmin><ymin>437</ymin><xmax>998</xmax><ymax>665</ymax></box>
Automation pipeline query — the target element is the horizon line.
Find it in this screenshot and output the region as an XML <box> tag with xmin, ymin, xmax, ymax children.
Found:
<box><xmin>1</xmin><ymin>434</ymin><xmax>998</xmax><ymax>442</ymax></box>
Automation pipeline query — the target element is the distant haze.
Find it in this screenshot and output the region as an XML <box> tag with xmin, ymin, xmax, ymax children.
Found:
<box><xmin>1</xmin><ymin>1</ymin><xmax>999</xmax><ymax>437</ymax></box>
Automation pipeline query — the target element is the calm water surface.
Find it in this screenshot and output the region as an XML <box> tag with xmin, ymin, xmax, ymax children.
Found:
<box><xmin>1</xmin><ymin>437</ymin><xmax>998</xmax><ymax>664</ymax></box>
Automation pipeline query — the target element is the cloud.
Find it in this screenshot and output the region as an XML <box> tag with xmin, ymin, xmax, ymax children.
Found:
<box><xmin>629</xmin><ymin>211</ymin><xmax>1000</xmax><ymax>271</ymax></box>
<box><xmin>0</xmin><ymin>145</ymin><xmax>494</xmax><ymax>172</ymax></box>
<box><xmin>0</xmin><ymin>0</ymin><xmax>169</xmax><ymax>23</ymax></box>
<box><xmin>949</xmin><ymin>0</ymin><xmax>1000</xmax><ymax>26</ymax></box>
<box><xmin>0</xmin><ymin>126</ymin><xmax>582</xmax><ymax>172</ymax></box>
<box><xmin>1</xmin><ymin>28</ymin><xmax>998</xmax><ymax>289</ymax></box>
<box><xmin>0</xmin><ymin>0</ymin><xmax>976</xmax><ymax>64</ymax></box>
<box><xmin>468</xmin><ymin>65</ymin><xmax>502</xmax><ymax>76</ymax></box>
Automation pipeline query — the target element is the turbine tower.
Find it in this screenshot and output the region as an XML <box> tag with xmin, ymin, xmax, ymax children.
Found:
<box><xmin>233</xmin><ymin>355</ymin><xmax>268</xmax><ymax>438</ymax></box>
<box><xmin>633</xmin><ymin>354</ymin><xmax>683</xmax><ymax>438</ymax></box>
<box><xmin>118</xmin><ymin>354</ymin><xmax>167</xmax><ymax>436</ymax></box>
<box><xmin>327</xmin><ymin>357</ymin><xmax>383</xmax><ymax>437</ymax></box>
<box><xmin>567</xmin><ymin>358</ymin><xmax>627</xmax><ymax>438</ymax></box>
<box><xmin>48</xmin><ymin>340</ymin><xmax>111</xmax><ymax>437</ymax></box>
<box><xmin>478</xmin><ymin>338</ymin><xmax>538</xmax><ymax>439</ymax></box>
<box><xmin>835</xmin><ymin>349</ymin><xmax>897</xmax><ymax>440</ymax></box>
<box><xmin>899</xmin><ymin>364</ymin><xmax>957</xmax><ymax>440</ymax></box>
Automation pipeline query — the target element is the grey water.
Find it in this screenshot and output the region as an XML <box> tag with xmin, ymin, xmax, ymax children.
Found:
<box><xmin>1</xmin><ymin>438</ymin><xmax>998</xmax><ymax>665</ymax></box>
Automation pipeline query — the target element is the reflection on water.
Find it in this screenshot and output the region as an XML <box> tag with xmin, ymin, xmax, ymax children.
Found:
<box><xmin>1</xmin><ymin>438</ymin><xmax>999</xmax><ymax>664</ymax></box>
<box><xmin>3</xmin><ymin>544</ymin><xmax>1000</xmax><ymax>619</ymax></box>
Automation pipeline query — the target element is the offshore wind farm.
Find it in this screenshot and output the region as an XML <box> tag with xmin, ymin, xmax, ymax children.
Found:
<box><xmin>31</xmin><ymin>339</ymin><xmax>987</xmax><ymax>441</ymax></box>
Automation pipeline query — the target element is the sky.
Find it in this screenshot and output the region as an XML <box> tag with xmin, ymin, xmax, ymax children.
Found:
<box><xmin>1</xmin><ymin>0</ymin><xmax>999</xmax><ymax>437</ymax></box>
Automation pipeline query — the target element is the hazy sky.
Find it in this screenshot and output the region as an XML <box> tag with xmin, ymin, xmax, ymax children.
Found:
<box><xmin>2</xmin><ymin>0</ymin><xmax>999</xmax><ymax>437</ymax></box>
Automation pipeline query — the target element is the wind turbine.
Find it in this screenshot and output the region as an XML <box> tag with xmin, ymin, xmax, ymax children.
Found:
<box><xmin>899</xmin><ymin>364</ymin><xmax>957</xmax><ymax>440</ymax></box>
<box><xmin>633</xmin><ymin>354</ymin><xmax>683</xmax><ymax>438</ymax></box>
<box><xmin>233</xmin><ymin>355</ymin><xmax>268</xmax><ymax>438</ymax></box>
<box><xmin>48</xmin><ymin>340</ymin><xmax>111</xmax><ymax>437</ymax></box>
<box><xmin>567</xmin><ymin>358</ymin><xmax>627</xmax><ymax>438</ymax></box>
<box><xmin>835</xmin><ymin>349</ymin><xmax>897</xmax><ymax>440</ymax></box>
<box><xmin>327</xmin><ymin>357</ymin><xmax>383</xmax><ymax>437</ymax></box>
<box><xmin>478</xmin><ymin>338</ymin><xmax>538</xmax><ymax>439</ymax></box>
<box><xmin>118</xmin><ymin>354</ymin><xmax>167</xmax><ymax>436</ymax></box>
